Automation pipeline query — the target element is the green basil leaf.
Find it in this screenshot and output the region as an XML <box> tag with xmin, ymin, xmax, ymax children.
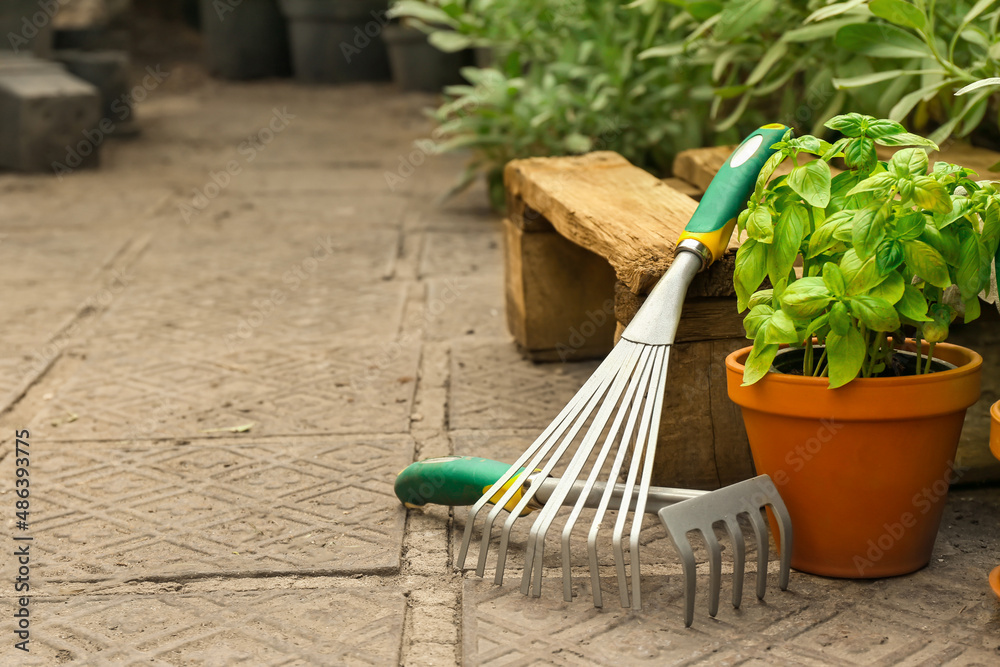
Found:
<box><xmin>802</xmin><ymin>313</ymin><xmax>830</xmax><ymax>341</ymax></box>
<box><xmin>748</xmin><ymin>288</ymin><xmax>774</xmax><ymax>309</ymax></box>
<box><xmin>869</xmin><ymin>0</ymin><xmax>926</xmax><ymax>30</ymax></box>
<box><xmin>911</xmin><ymin>175</ymin><xmax>952</xmax><ymax>214</ymax></box>
<box><xmin>744</xmin><ymin>303</ymin><xmax>774</xmax><ymax>338</ymax></box>
<box><xmin>748</xmin><ymin>206</ymin><xmax>774</xmax><ymax>243</ymax></box>
<box><xmin>852</xmin><ymin>205</ymin><xmax>887</xmax><ymax>259</ymax></box>
<box><xmin>903</xmin><ymin>239</ymin><xmax>952</xmax><ymax>288</ymax></box>
<box><xmin>735</xmin><ymin>238</ymin><xmax>769</xmax><ymax>311</ymax></box>
<box><xmin>920</xmin><ymin>225</ymin><xmax>960</xmax><ymax>264</ymax></box>
<box><xmin>742</xmin><ymin>336</ymin><xmax>780</xmax><ymax>386</ymax></box>
<box><xmin>894</xmin><ymin>210</ymin><xmax>926</xmax><ymax>240</ymax></box>
<box><xmin>848</xmin><ymin>295</ymin><xmax>901</xmax><ymax>332</ymax></box>
<box><xmin>826</xmin><ymin>327</ymin><xmax>866</xmax><ymax>388</ymax></box>
<box><xmin>889</xmin><ymin>147</ymin><xmax>929</xmax><ymax>177</ymax></box>
<box><xmin>780</xmin><ymin>276</ymin><xmax>834</xmax><ymax>318</ymax></box>
<box><xmin>923</xmin><ymin>304</ymin><xmax>951</xmax><ymax>342</ymax></box>
<box><xmin>956</xmin><ymin>231</ymin><xmax>984</xmax><ymax>296</ymax></box>
<box><xmin>869</xmin><ymin>270</ymin><xmax>905</xmax><ymax>304</ymax></box>
<box><xmin>764</xmin><ymin>309</ymin><xmax>800</xmax><ymax>344</ymax></box>
<box><xmin>847</xmin><ymin>172</ymin><xmax>896</xmax><ymax>197</ymax></box>
<box><xmin>768</xmin><ymin>204</ymin><xmax>807</xmax><ymax>285</ymax></box>
<box><xmin>897</xmin><ymin>283</ymin><xmax>932</xmax><ymax>321</ymax></box>
<box><xmin>715</xmin><ymin>0</ymin><xmax>778</xmax><ymax>42</ymax></box>
<box><xmin>863</xmin><ymin>118</ymin><xmax>908</xmax><ymax>139</ymax></box>
<box><xmin>874</xmin><ymin>132</ymin><xmax>939</xmax><ymax>149</ymax></box>
<box><xmin>825</xmin><ymin>113</ymin><xmax>865</xmax><ymax>137</ymax></box>
<box><xmin>844</xmin><ymin>137</ymin><xmax>877</xmax><ymax>172</ymax></box>
<box><xmin>806</xmin><ymin>210</ymin><xmax>852</xmax><ymax>258</ymax></box>
<box><xmin>828</xmin><ymin>301</ymin><xmax>851</xmax><ymax>335</ymax></box>
<box><xmin>963</xmin><ymin>293</ymin><xmax>981</xmax><ymax>323</ymax></box>
<box><xmin>876</xmin><ymin>239</ymin><xmax>905</xmax><ymax>272</ymax></box>
<box><xmin>841</xmin><ymin>249</ymin><xmax>883</xmax><ymax>295</ymax></box>
<box><xmin>822</xmin><ymin>262</ymin><xmax>847</xmax><ymax>298</ymax></box>
<box><xmin>835</xmin><ymin>23</ymin><xmax>933</xmax><ymax>59</ymax></box>
<box><xmin>787</xmin><ymin>160</ymin><xmax>832</xmax><ymax>208</ymax></box>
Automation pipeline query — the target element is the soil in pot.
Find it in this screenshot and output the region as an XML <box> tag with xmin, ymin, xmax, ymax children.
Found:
<box><xmin>279</xmin><ymin>0</ymin><xmax>391</xmax><ymax>84</ymax></box>
<box><xmin>383</xmin><ymin>24</ymin><xmax>469</xmax><ymax>92</ymax></box>
<box><xmin>770</xmin><ymin>346</ymin><xmax>956</xmax><ymax>377</ymax></box>
<box><xmin>200</xmin><ymin>0</ymin><xmax>290</xmax><ymax>80</ymax></box>
<box><xmin>726</xmin><ymin>341</ymin><xmax>982</xmax><ymax>579</ymax></box>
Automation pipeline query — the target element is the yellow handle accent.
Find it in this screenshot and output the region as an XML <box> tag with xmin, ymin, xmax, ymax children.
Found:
<box><xmin>484</xmin><ymin>474</ymin><xmax>535</xmax><ymax>515</ymax></box>
<box><xmin>678</xmin><ymin>218</ymin><xmax>738</xmax><ymax>265</ymax></box>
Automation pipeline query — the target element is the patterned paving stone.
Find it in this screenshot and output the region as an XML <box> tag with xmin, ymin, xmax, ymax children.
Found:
<box><xmin>422</xmin><ymin>275</ymin><xmax>506</xmax><ymax>341</ymax></box>
<box><xmin>419</xmin><ymin>229</ymin><xmax>503</xmax><ymax>278</ymax></box>
<box><xmin>12</xmin><ymin>585</ymin><xmax>404</xmax><ymax>665</ymax></box>
<box><xmin>29</xmin><ymin>340</ymin><xmax>420</xmax><ymax>440</ymax></box>
<box><xmin>449</xmin><ymin>342</ymin><xmax>601</xmax><ymax>430</ymax></box>
<box><xmin>17</xmin><ymin>434</ymin><xmax>411</xmax><ymax>587</ymax></box>
<box><xmin>461</xmin><ymin>491</ymin><xmax>1000</xmax><ymax>665</ymax></box>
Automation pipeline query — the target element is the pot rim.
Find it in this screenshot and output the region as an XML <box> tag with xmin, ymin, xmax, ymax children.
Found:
<box><xmin>726</xmin><ymin>340</ymin><xmax>983</xmax><ymax>420</ymax></box>
<box><xmin>726</xmin><ymin>340</ymin><xmax>982</xmax><ymax>389</ymax></box>
<box><xmin>992</xmin><ymin>399</ymin><xmax>1000</xmax><ymax>425</ymax></box>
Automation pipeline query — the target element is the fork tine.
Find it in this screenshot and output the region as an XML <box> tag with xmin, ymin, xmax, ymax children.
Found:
<box><xmin>628</xmin><ymin>345</ymin><xmax>669</xmax><ymax>610</ymax></box>
<box><xmin>767</xmin><ymin>498</ymin><xmax>793</xmax><ymax>591</ymax></box>
<box><xmin>670</xmin><ymin>528</ymin><xmax>698</xmax><ymax>628</ymax></box>
<box><xmin>586</xmin><ymin>346</ymin><xmax>654</xmax><ymax>608</ymax></box>
<box><xmin>703</xmin><ymin>526</ymin><xmax>723</xmax><ymax>617</ymax></box>
<box><xmin>724</xmin><ymin>517</ymin><xmax>746</xmax><ymax>609</ymax></box>
<box><xmin>746</xmin><ymin>504</ymin><xmax>770</xmax><ymax>600</ymax></box>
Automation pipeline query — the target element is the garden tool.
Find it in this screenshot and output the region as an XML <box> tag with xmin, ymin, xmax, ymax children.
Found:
<box><xmin>396</xmin><ymin>456</ymin><xmax>792</xmax><ymax>626</ymax></box>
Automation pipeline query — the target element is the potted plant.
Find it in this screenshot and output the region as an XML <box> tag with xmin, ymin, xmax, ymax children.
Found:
<box><xmin>200</xmin><ymin>0</ymin><xmax>291</xmax><ymax>80</ymax></box>
<box><xmin>383</xmin><ymin>1</ymin><xmax>470</xmax><ymax>92</ymax></box>
<box><xmin>725</xmin><ymin>114</ymin><xmax>999</xmax><ymax>578</ymax></box>
<box><xmin>278</xmin><ymin>0</ymin><xmax>391</xmax><ymax>84</ymax></box>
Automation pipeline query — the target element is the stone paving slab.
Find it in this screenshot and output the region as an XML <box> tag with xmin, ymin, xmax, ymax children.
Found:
<box><xmin>422</xmin><ymin>275</ymin><xmax>506</xmax><ymax>341</ymax></box>
<box><xmin>11</xmin><ymin>434</ymin><xmax>412</xmax><ymax>589</ymax></box>
<box><xmin>449</xmin><ymin>342</ymin><xmax>601</xmax><ymax>430</ymax></box>
<box><xmin>460</xmin><ymin>490</ymin><xmax>1000</xmax><ymax>665</ymax></box>
<box><xmin>29</xmin><ymin>340</ymin><xmax>420</xmax><ymax>439</ymax></box>
<box><xmin>11</xmin><ymin>584</ymin><xmax>405</xmax><ymax>665</ymax></box>
<box><xmin>419</xmin><ymin>229</ymin><xmax>504</xmax><ymax>278</ymax></box>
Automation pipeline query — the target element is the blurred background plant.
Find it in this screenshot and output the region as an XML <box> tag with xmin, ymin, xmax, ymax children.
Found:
<box><xmin>392</xmin><ymin>0</ymin><xmax>1000</xmax><ymax>208</ymax></box>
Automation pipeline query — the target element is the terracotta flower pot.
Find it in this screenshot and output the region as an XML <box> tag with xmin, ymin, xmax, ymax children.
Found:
<box><xmin>991</xmin><ymin>400</ymin><xmax>1000</xmax><ymax>598</ymax></box>
<box><xmin>726</xmin><ymin>341</ymin><xmax>982</xmax><ymax>578</ymax></box>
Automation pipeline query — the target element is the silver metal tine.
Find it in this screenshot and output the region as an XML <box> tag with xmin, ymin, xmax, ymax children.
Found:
<box><xmin>522</xmin><ymin>342</ymin><xmax>643</xmax><ymax>598</ymax></box>
<box><xmin>611</xmin><ymin>348</ymin><xmax>661</xmax><ymax>609</ymax></box>
<box><xmin>767</xmin><ymin>497</ymin><xmax>793</xmax><ymax>591</ymax></box>
<box><xmin>561</xmin><ymin>345</ymin><xmax>650</xmax><ymax>602</ymax></box>
<box><xmin>586</xmin><ymin>347</ymin><xmax>654</xmax><ymax>608</ymax></box>
<box><xmin>666</xmin><ymin>524</ymin><xmax>699</xmax><ymax>628</ymax></box>
<box><xmin>703</xmin><ymin>526</ymin><xmax>722</xmax><ymax>618</ymax></box>
<box><xmin>457</xmin><ymin>348</ymin><xmax>606</xmax><ymax>572</ymax></box>
<box><xmin>501</xmin><ymin>346</ymin><xmax>627</xmax><ymax>588</ymax></box>
<box><xmin>724</xmin><ymin>517</ymin><xmax>746</xmax><ymax>609</ymax></box>
<box><xmin>746</xmin><ymin>503</ymin><xmax>770</xmax><ymax>600</ymax></box>
<box><xmin>464</xmin><ymin>343</ymin><xmax>628</xmax><ymax>578</ymax></box>
<box><xmin>628</xmin><ymin>345</ymin><xmax>669</xmax><ymax>610</ymax></box>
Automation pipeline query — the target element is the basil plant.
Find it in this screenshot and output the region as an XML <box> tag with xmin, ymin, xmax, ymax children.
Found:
<box><xmin>735</xmin><ymin>114</ymin><xmax>1000</xmax><ymax>388</ymax></box>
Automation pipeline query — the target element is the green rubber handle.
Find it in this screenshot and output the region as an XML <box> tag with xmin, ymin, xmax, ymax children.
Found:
<box><xmin>394</xmin><ymin>456</ymin><xmax>522</xmax><ymax>508</ymax></box>
<box><xmin>683</xmin><ymin>124</ymin><xmax>790</xmax><ymax>234</ymax></box>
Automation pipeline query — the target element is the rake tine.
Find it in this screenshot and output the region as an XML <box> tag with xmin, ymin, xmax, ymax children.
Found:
<box><xmin>746</xmin><ymin>505</ymin><xmax>770</xmax><ymax>600</ymax></box>
<box><xmin>670</xmin><ymin>527</ymin><xmax>699</xmax><ymax>628</ymax></box>
<box><xmin>767</xmin><ymin>496</ymin><xmax>793</xmax><ymax>591</ymax></box>
<box><xmin>457</xmin><ymin>345</ymin><xmax>623</xmax><ymax>573</ymax></box>
<box><xmin>628</xmin><ymin>345</ymin><xmax>669</xmax><ymax>610</ymax></box>
<box><xmin>555</xmin><ymin>343</ymin><xmax>646</xmax><ymax>602</ymax></box>
<box><xmin>723</xmin><ymin>517</ymin><xmax>746</xmax><ymax>609</ymax></box>
<box><xmin>586</xmin><ymin>347</ymin><xmax>654</xmax><ymax>608</ymax></box>
<box><xmin>471</xmin><ymin>344</ymin><xmax>629</xmax><ymax>580</ymax></box>
<box><xmin>523</xmin><ymin>342</ymin><xmax>644</xmax><ymax>598</ymax></box>
<box><xmin>611</xmin><ymin>351</ymin><xmax>659</xmax><ymax>608</ymax></box>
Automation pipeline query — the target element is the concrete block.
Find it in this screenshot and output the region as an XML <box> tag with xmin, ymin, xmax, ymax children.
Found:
<box><xmin>0</xmin><ymin>0</ymin><xmax>55</xmax><ymax>58</ymax></box>
<box><xmin>53</xmin><ymin>49</ymin><xmax>136</xmax><ymax>133</ymax></box>
<box><xmin>0</xmin><ymin>62</ymin><xmax>101</xmax><ymax>172</ymax></box>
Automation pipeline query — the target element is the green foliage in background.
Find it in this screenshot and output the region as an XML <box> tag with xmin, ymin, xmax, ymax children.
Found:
<box><xmin>735</xmin><ymin>115</ymin><xmax>1000</xmax><ymax>388</ymax></box>
<box><xmin>391</xmin><ymin>0</ymin><xmax>1000</xmax><ymax>207</ymax></box>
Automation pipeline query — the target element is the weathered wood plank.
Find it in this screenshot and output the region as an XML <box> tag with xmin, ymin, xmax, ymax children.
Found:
<box><xmin>504</xmin><ymin>151</ymin><xmax>700</xmax><ymax>294</ymax></box>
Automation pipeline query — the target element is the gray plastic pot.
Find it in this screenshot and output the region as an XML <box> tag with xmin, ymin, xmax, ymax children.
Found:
<box><xmin>200</xmin><ymin>0</ymin><xmax>290</xmax><ymax>80</ymax></box>
<box><xmin>382</xmin><ymin>24</ymin><xmax>468</xmax><ymax>92</ymax></box>
<box><xmin>279</xmin><ymin>0</ymin><xmax>391</xmax><ymax>84</ymax></box>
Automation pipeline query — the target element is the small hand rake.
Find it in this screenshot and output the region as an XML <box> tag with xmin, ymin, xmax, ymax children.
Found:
<box><xmin>398</xmin><ymin>125</ymin><xmax>794</xmax><ymax>625</ymax></box>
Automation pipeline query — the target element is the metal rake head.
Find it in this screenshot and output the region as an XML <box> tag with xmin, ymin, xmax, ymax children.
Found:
<box><xmin>657</xmin><ymin>475</ymin><xmax>793</xmax><ymax>627</ymax></box>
